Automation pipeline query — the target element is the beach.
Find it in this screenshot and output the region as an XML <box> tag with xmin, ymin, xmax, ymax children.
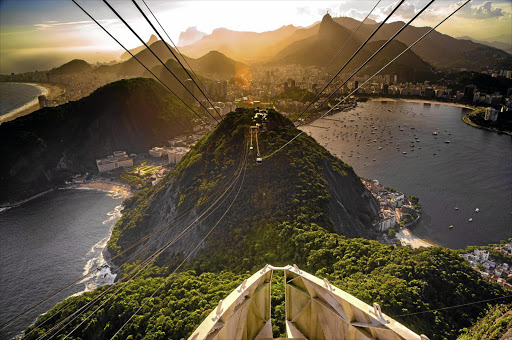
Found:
<box><xmin>370</xmin><ymin>97</ymin><xmax>473</xmax><ymax>109</ymax></box>
<box><xmin>396</xmin><ymin>228</ymin><xmax>436</xmax><ymax>248</ymax></box>
<box><xmin>68</xmin><ymin>180</ymin><xmax>133</xmax><ymax>198</ymax></box>
<box><xmin>0</xmin><ymin>82</ymin><xmax>65</xmax><ymax>124</ymax></box>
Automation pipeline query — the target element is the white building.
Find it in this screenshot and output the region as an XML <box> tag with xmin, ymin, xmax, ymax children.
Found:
<box><xmin>96</xmin><ymin>151</ymin><xmax>133</xmax><ymax>173</ymax></box>
<box><xmin>484</xmin><ymin>107</ymin><xmax>499</xmax><ymax>122</ymax></box>
<box><xmin>167</xmin><ymin>147</ymin><xmax>190</xmax><ymax>164</ymax></box>
<box><xmin>149</xmin><ymin>147</ymin><xmax>164</xmax><ymax>158</ymax></box>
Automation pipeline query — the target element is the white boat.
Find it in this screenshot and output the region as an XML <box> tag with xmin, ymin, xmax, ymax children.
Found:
<box><xmin>455</xmin><ymin>207</ymin><xmax>459</xmax><ymax>210</ymax></box>
<box><xmin>449</xmin><ymin>225</ymin><xmax>454</xmax><ymax>229</ymax></box>
<box><xmin>469</xmin><ymin>218</ymin><xmax>473</xmax><ymax>222</ymax></box>
<box><xmin>445</xmin><ymin>140</ymin><xmax>451</xmax><ymax>143</ymax></box>
<box><xmin>432</xmin><ymin>131</ymin><xmax>438</xmax><ymax>135</ymax></box>
<box><xmin>475</xmin><ymin>208</ymin><xmax>480</xmax><ymax>213</ymax></box>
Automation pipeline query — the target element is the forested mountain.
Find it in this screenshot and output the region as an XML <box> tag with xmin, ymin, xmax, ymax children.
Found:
<box><xmin>0</xmin><ymin>78</ymin><xmax>201</xmax><ymax>205</ymax></box>
<box><xmin>21</xmin><ymin>107</ymin><xmax>509</xmax><ymax>338</ymax></box>
<box><xmin>106</xmin><ymin>109</ymin><xmax>380</xmax><ymax>271</ymax></box>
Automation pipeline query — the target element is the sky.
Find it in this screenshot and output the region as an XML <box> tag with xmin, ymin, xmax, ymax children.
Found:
<box><xmin>0</xmin><ymin>0</ymin><xmax>511</xmax><ymax>74</ymax></box>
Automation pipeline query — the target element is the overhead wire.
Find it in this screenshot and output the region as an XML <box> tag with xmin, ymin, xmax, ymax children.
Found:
<box><xmin>1</xmin><ymin>0</ymin><xmax>226</xmax><ymax>329</ymax></box>
<box><xmin>390</xmin><ymin>294</ymin><xmax>512</xmax><ymax>318</ymax></box>
<box><xmin>264</xmin><ymin>0</ymin><xmax>471</xmax><ymax>160</ymax></box>
<box><xmin>131</xmin><ymin>0</ymin><xmax>223</xmax><ymax>121</ymax></box>
<box><xmin>68</xmin><ymin>0</ymin><xmax>213</xmax><ymax>129</ymax></box>
<box><xmin>298</xmin><ymin>0</ymin><xmax>436</xmax><ymax>125</ymax></box>
<box><xmin>110</xmin><ymin>145</ymin><xmax>249</xmax><ymax>339</ymax></box>
<box><xmin>295</xmin><ymin>0</ymin><xmax>382</xmax><ymax>104</ymax></box>
<box><xmin>316</xmin><ymin>0</ymin><xmax>471</xmax><ymax>119</ymax></box>
<box><xmin>9</xmin><ymin>159</ymin><xmax>242</xmax><ymax>335</ymax></box>
<box><xmin>101</xmin><ymin>0</ymin><xmax>221</xmax><ymax>124</ymax></box>
<box><xmin>293</xmin><ymin>0</ymin><xmax>406</xmax><ymax>123</ymax></box>
<box><xmin>61</xmin><ymin>147</ymin><xmax>249</xmax><ymax>340</ymax></box>
<box><xmin>139</xmin><ymin>0</ymin><xmax>214</xmax><ymax>107</ymax></box>
<box><xmin>38</xmin><ymin>145</ymin><xmax>248</xmax><ymax>339</ymax></box>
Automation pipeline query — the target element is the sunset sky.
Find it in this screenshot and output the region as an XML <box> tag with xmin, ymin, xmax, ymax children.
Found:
<box><xmin>1</xmin><ymin>0</ymin><xmax>511</xmax><ymax>73</ymax></box>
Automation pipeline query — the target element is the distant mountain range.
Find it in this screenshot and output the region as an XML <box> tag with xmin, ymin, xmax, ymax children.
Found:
<box><xmin>178</xmin><ymin>27</ymin><xmax>207</xmax><ymax>47</ymax></box>
<box><xmin>458</xmin><ymin>36</ymin><xmax>512</xmax><ymax>54</ymax></box>
<box><xmin>120</xmin><ymin>34</ymin><xmax>159</xmax><ymax>60</ymax></box>
<box><xmin>272</xmin><ymin>14</ymin><xmax>434</xmax><ymax>82</ymax></box>
<box><xmin>176</xmin><ymin>14</ymin><xmax>511</xmax><ymax>72</ymax></box>
<box><xmin>108</xmin><ymin>40</ymin><xmax>247</xmax><ymax>81</ymax></box>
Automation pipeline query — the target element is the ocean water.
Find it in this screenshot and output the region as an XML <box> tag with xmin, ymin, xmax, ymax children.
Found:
<box><xmin>0</xmin><ymin>82</ymin><xmax>44</xmax><ymax>117</ymax></box>
<box><xmin>302</xmin><ymin>100</ymin><xmax>512</xmax><ymax>249</ymax></box>
<box><xmin>0</xmin><ymin>189</ymin><xmax>123</xmax><ymax>339</ymax></box>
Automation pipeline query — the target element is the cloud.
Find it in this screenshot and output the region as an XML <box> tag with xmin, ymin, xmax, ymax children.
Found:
<box><xmin>381</xmin><ymin>2</ymin><xmax>417</xmax><ymax>19</ymax></box>
<box><xmin>296</xmin><ymin>7</ymin><xmax>312</xmax><ymax>16</ymax></box>
<box><xmin>33</xmin><ymin>19</ymin><xmax>119</xmax><ymax>31</ymax></box>
<box><xmin>451</xmin><ymin>1</ymin><xmax>506</xmax><ymax>19</ymax></box>
<box><xmin>34</xmin><ymin>20</ymin><xmax>94</xmax><ymax>31</ymax></box>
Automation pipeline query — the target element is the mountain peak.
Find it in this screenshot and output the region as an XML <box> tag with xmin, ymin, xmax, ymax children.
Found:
<box><xmin>147</xmin><ymin>34</ymin><xmax>158</xmax><ymax>45</ymax></box>
<box><xmin>322</xmin><ymin>13</ymin><xmax>333</xmax><ymax>23</ymax></box>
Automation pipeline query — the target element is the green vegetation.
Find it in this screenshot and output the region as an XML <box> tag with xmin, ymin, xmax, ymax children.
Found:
<box><xmin>26</xmin><ymin>223</ymin><xmax>508</xmax><ymax>340</ymax></box>
<box><xmin>385</xmin><ymin>185</ymin><xmax>397</xmax><ymax>193</ymax></box>
<box><xmin>408</xmin><ymin>195</ymin><xmax>420</xmax><ymax>205</ymax></box>
<box><xmin>0</xmin><ymin>77</ymin><xmax>199</xmax><ymax>204</ymax></box>
<box><xmin>23</xmin><ymin>109</ymin><xmax>510</xmax><ymax>340</ymax></box>
<box><xmin>119</xmin><ymin>163</ymin><xmax>164</xmax><ymax>189</ymax></box>
<box><xmin>458</xmin><ymin>303</ymin><xmax>512</xmax><ymax>340</ymax></box>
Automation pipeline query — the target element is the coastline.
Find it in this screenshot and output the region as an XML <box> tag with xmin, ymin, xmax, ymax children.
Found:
<box><xmin>1</xmin><ymin>180</ymin><xmax>132</xmax><ymax>210</ymax></box>
<box><xmin>0</xmin><ymin>82</ymin><xmax>65</xmax><ymax>125</ymax></box>
<box><xmin>66</xmin><ymin>180</ymin><xmax>133</xmax><ymax>198</ymax></box>
<box><xmin>396</xmin><ymin>228</ymin><xmax>437</xmax><ymax>248</ymax></box>
<box><xmin>370</xmin><ymin>97</ymin><xmax>473</xmax><ymax>109</ymax></box>
<box><xmin>462</xmin><ymin>112</ymin><xmax>512</xmax><ymax>136</ymax></box>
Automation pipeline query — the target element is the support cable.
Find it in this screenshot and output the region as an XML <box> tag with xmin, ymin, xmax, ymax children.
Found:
<box><xmin>299</xmin><ymin>0</ymin><xmax>436</xmax><ymax>125</ymax></box>
<box><xmin>132</xmin><ymin>0</ymin><xmax>223</xmax><ymax>120</ymax></box>
<box><xmin>264</xmin><ymin>0</ymin><xmax>471</xmax><ymax>160</ymax></box>
<box><xmin>102</xmin><ymin>0</ymin><xmax>220</xmax><ymax>124</ymax></box>
<box><xmin>295</xmin><ymin>0</ymin><xmax>382</xmax><ymax>104</ymax></box>
<box><xmin>110</xmin><ymin>146</ymin><xmax>249</xmax><ymax>339</ymax></box>
<box><xmin>293</xmin><ymin>0</ymin><xmax>405</xmax><ymax>123</ymax></box>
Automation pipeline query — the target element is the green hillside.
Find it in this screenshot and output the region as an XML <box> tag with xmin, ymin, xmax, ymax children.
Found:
<box><xmin>106</xmin><ymin>109</ymin><xmax>380</xmax><ymax>271</ymax></box>
<box><xmin>0</xmin><ymin>78</ymin><xmax>201</xmax><ymax>205</ymax></box>
<box><xmin>458</xmin><ymin>303</ymin><xmax>512</xmax><ymax>340</ymax></box>
<box><xmin>21</xmin><ymin>108</ymin><xmax>510</xmax><ymax>340</ymax></box>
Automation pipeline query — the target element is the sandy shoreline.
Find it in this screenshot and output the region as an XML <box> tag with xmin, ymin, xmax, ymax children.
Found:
<box><xmin>68</xmin><ymin>181</ymin><xmax>133</xmax><ymax>198</ymax></box>
<box><xmin>370</xmin><ymin>97</ymin><xmax>473</xmax><ymax>109</ymax></box>
<box><xmin>0</xmin><ymin>82</ymin><xmax>65</xmax><ymax>124</ymax></box>
<box><xmin>1</xmin><ymin>181</ymin><xmax>132</xmax><ymax>210</ymax></box>
<box><xmin>396</xmin><ymin>228</ymin><xmax>437</xmax><ymax>248</ymax></box>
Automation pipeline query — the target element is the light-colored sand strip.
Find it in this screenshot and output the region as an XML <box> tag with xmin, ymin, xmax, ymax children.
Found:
<box><xmin>397</xmin><ymin>228</ymin><xmax>436</xmax><ymax>248</ymax></box>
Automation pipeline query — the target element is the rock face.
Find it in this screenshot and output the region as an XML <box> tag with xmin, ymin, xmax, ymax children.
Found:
<box><xmin>107</xmin><ymin>109</ymin><xmax>379</xmax><ymax>270</ymax></box>
<box><xmin>178</xmin><ymin>27</ymin><xmax>207</xmax><ymax>47</ymax></box>
<box><xmin>0</xmin><ymin>78</ymin><xmax>199</xmax><ymax>205</ymax></box>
